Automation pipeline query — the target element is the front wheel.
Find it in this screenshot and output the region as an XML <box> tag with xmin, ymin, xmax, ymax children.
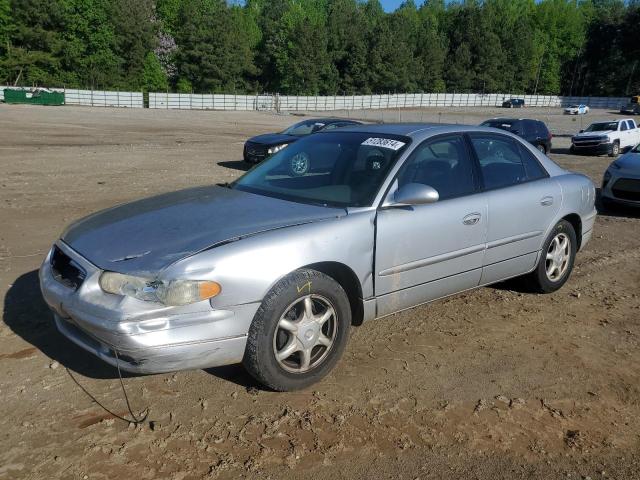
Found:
<box><xmin>609</xmin><ymin>141</ymin><xmax>620</xmax><ymax>157</ymax></box>
<box><xmin>243</xmin><ymin>269</ymin><xmax>351</xmax><ymax>391</ymax></box>
<box><xmin>536</xmin><ymin>144</ymin><xmax>547</xmax><ymax>154</ymax></box>
<box><xmin>525</xmin><ymin>220</ymin><xmax>577</xmax><ymax>293</ymax></box>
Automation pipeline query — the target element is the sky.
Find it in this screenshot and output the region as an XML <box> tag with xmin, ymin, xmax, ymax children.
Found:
<box><xmin>380</xmin><ymin>0</ymin><xmax>425</xmax><ymax>11</ymax></box>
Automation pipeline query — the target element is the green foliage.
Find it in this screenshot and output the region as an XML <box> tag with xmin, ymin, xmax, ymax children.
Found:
<box><xmin>142</xmin><ymin>52</ymin><xmax>168</xmax><ymax>91</ymax></box>
<box><xmin>0</xmin><ymin>0</ymin><xmax>637</xmax><ymax>95</ymax></box>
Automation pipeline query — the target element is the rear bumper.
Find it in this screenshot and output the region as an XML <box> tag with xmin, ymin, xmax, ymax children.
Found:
<box><xmin>39</xmin><ymin>242</ymin><xmax>259</xmax><ymax>374</ymax></box>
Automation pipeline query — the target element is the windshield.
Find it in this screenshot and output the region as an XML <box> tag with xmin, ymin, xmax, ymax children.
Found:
<box><xmin>632</xmin><ymin>144</ymin><xmax>640</xmax><ymax>153</ymax></box>
<box><xmin>568</xmin><ymin>105</ymin><xmax>579</xmax><ymax>108</ymax></box>
<box><xmin>585</xmin><ymin>122</ymin><xmax>618</xmax><ymax>132</ymax></box>
<box><xmin>281</xmin><ymin>119</ymin><xmax>328</xmax><ymax>136</ymax></box>
<box><xmin>233</xmin><ymin>131</ymin><xmax>410</xmax><ymax>207</ymax></box>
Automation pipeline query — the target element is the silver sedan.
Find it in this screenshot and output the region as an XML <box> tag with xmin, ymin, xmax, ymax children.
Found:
<box><xmin>40</xmin><ymin>124</ymin><xmax>597</xmax><ymax>391</ymax></box>
<box><xmin>601</xmin><ymin>143</ymin><xmax>640</xmax><ymax>208</ymax></box>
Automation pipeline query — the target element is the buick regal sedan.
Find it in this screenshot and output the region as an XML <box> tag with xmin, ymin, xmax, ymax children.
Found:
<box><xmin>40</xmin><ymin>124</ymin><xmax>596</xmax><ymax>391</ymax></box>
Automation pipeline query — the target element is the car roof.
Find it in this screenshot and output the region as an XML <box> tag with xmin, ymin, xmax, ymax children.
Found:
<box><xmin>305</xmin><ymin>118</ymin><xmax>363</xmax><ymax>124</ymax></box>
<box><xmin>323</xmin><ymin>122</ymin><xmax>555</xmax><ymax>139</ymax></box>
<box><xmin>482</xmin><ymin>117</ymin><xmax>543</xmax><ymax>124</ymax></box>
<box><xmin>326</xmin><ymin>122</ymin><xmax>447</xmax><ymax>137</ymax></box>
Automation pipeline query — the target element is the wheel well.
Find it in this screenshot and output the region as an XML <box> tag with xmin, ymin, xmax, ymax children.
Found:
<box><xmin>562</xmin><ymin>213</ymin><xmax>582</xmax><ymax>250</ymax></box>
<box><xmin>303</xmin><ymin>262</ymin><xmax>364</xmax><ymax>326</ymax></box>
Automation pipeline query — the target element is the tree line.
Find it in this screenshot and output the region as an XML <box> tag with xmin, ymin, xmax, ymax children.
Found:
<box><xmin>0</xmin><ymin>0</ymin><xmax>638</xmax><ymax>97</ymax></box>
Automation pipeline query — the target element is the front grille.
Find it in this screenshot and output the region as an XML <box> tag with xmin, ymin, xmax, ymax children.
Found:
<box><xmin>612</xmin><ymin>178</ymin><xmax>640</xmax><ymax>201</ymax></box>
<box><xmin>50</xmin><ymin>246</ymin><xmax>86</xmax><ymax>290</ymax></box>
<box><xmin>573</xmin><ymin>137</ymin><xmax>605</xmax><ymax>147</ymax></box>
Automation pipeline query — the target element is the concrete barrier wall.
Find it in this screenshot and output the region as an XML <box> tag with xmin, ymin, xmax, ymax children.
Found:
<box><xmin>1</xmin><ymin>86</ymin><xmax>143</xmax><ymax>107</ymax></box>
<box><xmin>1</xmin><ymin>86</ymin><xmax>629</xmax><ymax>111</ymax></box>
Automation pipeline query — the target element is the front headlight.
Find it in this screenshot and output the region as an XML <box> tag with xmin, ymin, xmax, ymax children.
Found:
<box><xmin>99</xmin><ymin>272</ymin><xmax>221</xmax><ymax>306</ymax></box>
<box><xmin>267</xmin><ymin>143</ymin><xmax>289</xmax><ymax>155</ymax></box>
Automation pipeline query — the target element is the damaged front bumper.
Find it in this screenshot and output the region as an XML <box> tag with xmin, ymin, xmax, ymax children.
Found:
<box><xmin>39</xmin><ymin>241</ymin><xmax>259</xmax><ymax>374</ymax></box>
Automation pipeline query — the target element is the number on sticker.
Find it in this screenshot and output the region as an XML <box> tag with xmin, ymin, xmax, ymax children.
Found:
<box><xmin>361</xmin><ymin>137</ymin><xmax>406</xmax><ymax>150</ymax></box>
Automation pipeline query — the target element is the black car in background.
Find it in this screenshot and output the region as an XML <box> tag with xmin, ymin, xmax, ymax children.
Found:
<box><xmin>480</xmin><ymin>118</ymin><xmax>553</xmax><ymax>154</ymax></box>
<box><xmin>502</xmin><ymin>98</ymin><xmax>525</xmax><ymax>108</ymax></box>
<box><xmin>243</xmin><ymin>118</ymin><xmax>363</xmax><ymax>164</ymax></box>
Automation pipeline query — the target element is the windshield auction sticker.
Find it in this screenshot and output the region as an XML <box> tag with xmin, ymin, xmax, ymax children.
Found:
<box><xmin>361</xmin><ymin>137</ymin><xmax>406</xmax><ymax>150</ymax></box>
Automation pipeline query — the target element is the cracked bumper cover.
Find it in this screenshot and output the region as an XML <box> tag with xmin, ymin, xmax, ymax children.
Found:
<box><xmin>39</xmin><ymin>242</ymin><xmax>259</xmax><ymax>374</ymax></box>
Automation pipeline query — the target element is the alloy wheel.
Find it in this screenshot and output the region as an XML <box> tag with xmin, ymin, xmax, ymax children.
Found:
<box><xmin>272</xmin><ymin>294</ymin><xmax>338</xmax><ymax>373</ymax></box>
<box><xmin>545</xmin><ymin>233</ymin><xmax>571</xmax><ymax>282</ymax></box>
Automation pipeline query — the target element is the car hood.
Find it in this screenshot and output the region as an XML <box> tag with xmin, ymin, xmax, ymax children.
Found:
<box><xmin>574</xmin><ymin>130</ymin><xmax>613</xmax><ymax>138</ymax></box>
<box><xmin>62</xmin><ymin>185</ymin><xmax>345</xmax><ymax>275</ymax></box>
<box><xmin>613</xmin><ymin>152</ymin><xmax>640</xmax><ymax>171</ymax></box>
<box><xmin>247</xmin><ymin>132</ymin><xmax>298</xmax><ymax>146</ymax></box>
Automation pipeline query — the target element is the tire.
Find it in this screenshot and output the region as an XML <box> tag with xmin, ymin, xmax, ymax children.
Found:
<box><xmin>536</xmin><ymin>144</ymin><xmax>547</xmax><ymax>154</ymax></box>
<box><xmin>525</xmin><ymin>220</ymin><xmax>577</xmax><ymax>294</ymax></box>
<box><xmin>569</xmin><ymin>145</ymin><xmax>576</xmax><ymax>154</ymax></box>
<box><xmin>609</xmin><ymin>141</ymin><xmax>620</xmax><ymax>157</ymax></box>
<box><xmin>243</xmin><ymin>269</ymin><xmax>351</xmax><ymax>391</ymax></box>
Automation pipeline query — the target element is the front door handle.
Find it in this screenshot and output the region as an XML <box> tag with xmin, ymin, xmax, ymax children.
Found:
<box><xmin>540</xmin><ymin>196</ymin><xmax>554</xmax><ymax>206</ymax></box>
<box><xmin>463</xmin><ymin>213</ymin><xmax>481</xmax><ymax>225</ymax></box>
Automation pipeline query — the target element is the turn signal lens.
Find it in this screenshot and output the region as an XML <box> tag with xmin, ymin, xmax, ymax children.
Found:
<box><xmin>155</xmin><ymin>280</ymin><xmax>221</xmax><ymax>306</ymax></box>
<box><xmin>199</xmin><ymin>281</ymin><xmax>221</xmax><ymax>299</ymax></box>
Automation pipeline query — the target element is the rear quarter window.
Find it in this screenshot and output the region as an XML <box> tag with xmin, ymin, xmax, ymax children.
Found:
<box><xmin>536</xmin><ymin>121</ymin><xmax>550</xmax><ymax>137</ymax></box>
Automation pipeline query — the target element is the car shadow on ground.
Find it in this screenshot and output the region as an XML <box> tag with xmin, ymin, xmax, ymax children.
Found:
<box><xmin>204</xmin><ymin>364</ymin><xmax>264</xmax><ymax>390</ymax></box>
<box><xmin>218</xmin><ymin>160</ymin><xmax>251</xmax><ymax>172</ymax></box>
<box><xmin>550</xmin><ymin>147</ymin><xmax>572</xmax><ymax>155</ymax></box>
<box><xmin>2</xmin><ymin>270</ymin><xmax>129</xmax><ymax>379</ymax></box>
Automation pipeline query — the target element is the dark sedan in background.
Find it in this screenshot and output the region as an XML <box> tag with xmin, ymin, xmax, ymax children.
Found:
<box><xmin>243</xmin><ymin>118</ymin><xmax>362</xmax><ymax>164</ymax></box>
<box><xmin>502</xmin><ymin>98</ymin><xmax>525</xmax><ymax>108</ymax></box>
<box><xmin>480</xmin><ymin>118</ymin><xmax>553</xmax><ymax>153</ymax></box>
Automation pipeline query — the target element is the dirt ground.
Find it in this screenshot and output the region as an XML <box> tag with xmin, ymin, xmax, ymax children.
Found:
<box><xmin>1</xmin><ymin>104</ymin><xmax>639</xmax><ymax>480</ymax></box>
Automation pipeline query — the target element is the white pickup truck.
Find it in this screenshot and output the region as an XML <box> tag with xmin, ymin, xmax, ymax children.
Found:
<box><xmin>570</xmin><ymin>118</ymin><xmax>640</xmax><ymax>156</ymax></box>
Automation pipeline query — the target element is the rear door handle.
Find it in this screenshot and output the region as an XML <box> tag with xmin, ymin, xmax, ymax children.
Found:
<box><xmin>463</xmin><ymin>213</ymin><xmax>481</xmax><ymax>225</ymax></box>
<box><xmin>540</xmin><ymin>196</ymin><xmax>554</xmax><ymax>206</ymax></box>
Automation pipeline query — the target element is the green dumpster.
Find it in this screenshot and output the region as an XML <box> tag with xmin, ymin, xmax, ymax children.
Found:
<box><xmin>3</xmin><ymin>88</ymin><xmax>65</xmax><ymax>105</ymax></box>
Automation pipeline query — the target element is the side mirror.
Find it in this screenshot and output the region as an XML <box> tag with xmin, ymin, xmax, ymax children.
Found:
<box><xmin>579</xmin><ymin>129</ymin><xmax>584</xmax><ymax>133</ymax></box>
<box><xmin>392</xmin><ymin>183</ymin><xmax>439</xmax><ymax>206</ymax></box>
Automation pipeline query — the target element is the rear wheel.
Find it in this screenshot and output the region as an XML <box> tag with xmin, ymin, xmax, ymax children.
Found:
<box><xmin>243</xmin><ymin>269</ymin><xmax>351</xmax><ymax>391</ymax></box>
<box><xmin>525</xmin><ymin>220</ymin><xmax>577</xmax><ymax>293</ymax></box>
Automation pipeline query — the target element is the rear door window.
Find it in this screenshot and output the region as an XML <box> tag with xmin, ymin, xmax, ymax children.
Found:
<box><xmin>521</xmin><ymin>120</ymin><xmax>535</xmax><ymax>138</ymax></box>
<box><xmin>469</xmin><ymin>134</ymin><xmax>547</xmax><ymax>190</ymax></box>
